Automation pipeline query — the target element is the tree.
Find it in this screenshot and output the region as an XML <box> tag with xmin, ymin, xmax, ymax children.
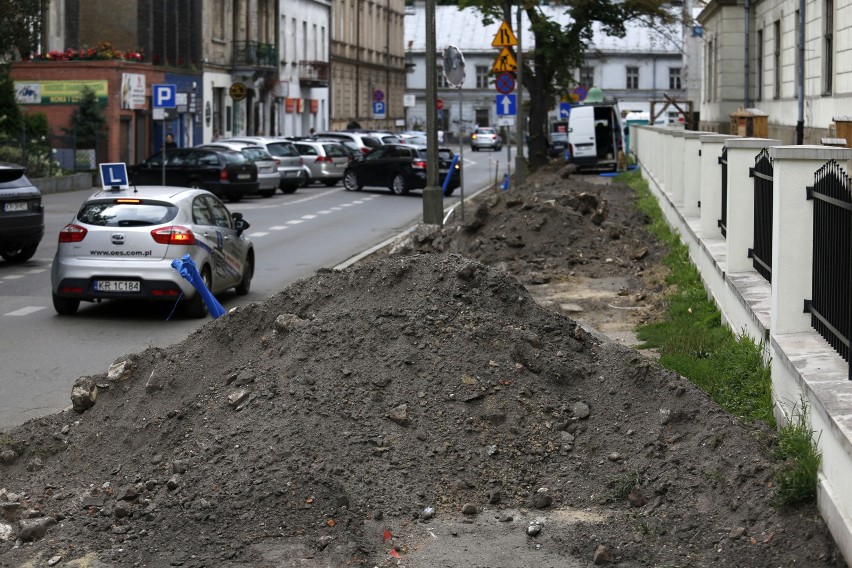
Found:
<box><xmin>460</xmin><ymin>0</ymin><xmax>677</xmax><ymax>169</ymax></box>
<box><xmin>0</xmin><ymin>64</ymin><xmax>23</xmax><ymax>139</ymax></box>
<box><xmin>65</xmin><ymin>87</ymin><xmax>106</xmax><ymax>148</ymax></box>
<box><xmin>0</xmin><ymin>0</ymin><xmax>47</xmax><ymax>60</ymax></box>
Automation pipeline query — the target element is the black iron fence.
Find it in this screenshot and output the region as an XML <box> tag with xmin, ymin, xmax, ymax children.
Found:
<box><xmin>0</xmin><ymin>133</ymin><xmax>106</xmax><ymax>176</ymax></box>
<box><xmin>806</xmin><ymin>160</ymin><xmax>852</xmax><ymax>372</ymax></box>
<box><xmin>749</xmin><ymin>148</ymin><xmax>773</xmax><ymax>281</ymax></box>
<box><xmin>718</xmin><ymin>146</ymin><xmax>728</xmax><ymax>237</ymax></box>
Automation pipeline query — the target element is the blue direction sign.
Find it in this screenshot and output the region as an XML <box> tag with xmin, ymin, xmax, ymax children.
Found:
<box><xmin>495</xmin><ymin>93</ymin><xmax>517</xmax><ymax>116</ymax></box>
<box><xmin>373</xmin><ymin>101</ymin><xmax>386</xmax><ymax>118</ymax></box>
<box><xmin>100</xmin><ymin>162</ymin><xmax>129</xmax><ymax>189</ymax></box>
<box><xmin>559</xmin><ymin>102</ymin><xmax>572</xmax><ymax>119</ymax></box>
<box><xmin>153</xmin><ymin>84</ymin><xmax>176</xmax><ymax>109</ymax></box>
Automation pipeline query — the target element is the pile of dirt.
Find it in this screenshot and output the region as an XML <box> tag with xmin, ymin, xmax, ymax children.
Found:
<box><xmin>0</xmin><ymin>167</ymin><xmax>845</xmax><ymax>568</ymax></box>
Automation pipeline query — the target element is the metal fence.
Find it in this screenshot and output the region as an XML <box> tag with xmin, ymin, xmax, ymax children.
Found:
<box><xmin>806</xmin><ymin>160</ymin><xmax>852</xmax><ymax>371</ymax></box>
<box><xmin>0</xmin><ymin>133</ymin><xmax>107</xmax><ymax>176</ymax></box>
<box><xmin>749</xmin><ymin>148</ymin><xmax>773</xmax><ymax>282</ymax></box>
<box><xmin>718</xmin><ymin>146</ymin><xmax>728</xmax><ymax>237</ymax></box>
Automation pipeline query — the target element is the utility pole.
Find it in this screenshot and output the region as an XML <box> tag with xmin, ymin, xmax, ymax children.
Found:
<box><xmin>514</xmin><ymin>3</ymin><xmax>525</xmax><ymax>185</ymax></box>
<box><xmin>422</xmin><ymin>0</ymin><xmax>442</xmax><ymax>224</ymax></box>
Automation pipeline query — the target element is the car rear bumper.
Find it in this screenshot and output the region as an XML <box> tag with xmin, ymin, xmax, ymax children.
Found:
<box><xmin>256</xmin><ymin>172</ymin><xmax>280</xmax><ymax>191</ymax></box>
<box><xmin>204</xmin><ymin>181</ymin><xmax>258</xmax><ymax>199</ymax></box>
<box><xmin>0</xmin><ymin>214</ymin><xmax>44</xmax><ymax>245</ymax></box>
<box><xmin>51</xmin><ymin>257</ymin><xmax>198</xmax><ymax>301</ymax></box>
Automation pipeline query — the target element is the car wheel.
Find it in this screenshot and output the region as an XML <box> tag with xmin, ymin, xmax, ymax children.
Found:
<box><xmin>260</xmin><ymin>189</ymin><xmax>275</xmax><ymax>198</ymax></box>
<box><xmin>323</xmin><ymin>179</ymin><xmax>339</xmax><ymax>187</ymax></box>
<box><xmin>228</xmin><ymin>195</ymin><xmax>242</xmax><ymax>203</ymax></box>
<box><xmin>471</xmin><ymin>146</ymin><xmax>477</xmax><ymax>152</ymax></box>
<box><xmin>235</xmin><ymin>252</ymin><xmax>254</xmax><ymax>296</ymax></box>
<box><xmin>299</xmin><ymin>172</ymin><xmax>310</xmax><ymax>188</ymax></box>
<box><xmin>281</xmin><ymin>184</ymin><xmax>298</xmax><ymax>195</ymax></box>
<box><xmin>390</xmin><ymin>174</ymin><xmax>407</xmax><ymax>195</ymax></box>
<box><xmin>343</xmin><ymin>171</ymin><xmax>362</xmax><ymax>191</ymax></box>
<box><xmin>52</xmin><ymin>293</ymin><xmax>79</xmax><ymax>316</ymax></box>
<box><xmin>0</xmin><ymin>242</ymin><xmax>38</xmax><ymax>263</ymax></box>
<box><xmin>185</xmin><ymin>266</ymin><xmax>212</xmax><ymax>318</ymax></box>
<box><xmin>189</xmin><ymin>180</ymin><xmax>203</xmax><ymax>189</ymax></box>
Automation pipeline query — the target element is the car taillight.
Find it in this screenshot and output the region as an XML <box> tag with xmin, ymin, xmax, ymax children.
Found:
<box><xmin>220</xmin><ymin>169</ymin><xmax>229</xmax><ymax>181</ymax></box>
<box><xmin>151</xmin><ymin>226</ymin><xmax>196</xmax><ymax>245</ymax></box>
<box><xmin>360</xmin><ymin>148</ymin><xmax>370</xmax><ymax>154</ymax></box>
<box><xmin>315</xmin><ymin>155</ymin><xmax>333</xmax><ymax>163</ymax></box>
<box><xmin>274</xmin><ymin>158</ymin><xmax>281</xmax><ymax>166</ymax></box>
<box><xmin>412</xmin><ymin>160</ymin><xmax>427</xmax><ymax>170</ymax></box>
<box><xmin>58</xmin><ymin>224</ymin><xmax>87</xmax><ymax>243</ymax></box>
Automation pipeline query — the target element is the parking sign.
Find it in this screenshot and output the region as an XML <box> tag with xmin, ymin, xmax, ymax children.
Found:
<box><xmin>373</xmin><ymin>101</ymin><xmax>386</xmax><ymax>119</ymax></box>
<box><xmin>153</xmin><ymin>84</ymin><xmax>176</xmax><ymax>109</ymax></box>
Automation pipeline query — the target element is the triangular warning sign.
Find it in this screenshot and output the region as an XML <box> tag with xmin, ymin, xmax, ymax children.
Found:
<box><xmin>492</xmin><ymin>21</ymin><xmax>518</xmax><ymax>47</ymax></box>
<box><xmin>491</xmin><ymin>47</ymin><xmax>517</xmax><ymax>73</ymax></box>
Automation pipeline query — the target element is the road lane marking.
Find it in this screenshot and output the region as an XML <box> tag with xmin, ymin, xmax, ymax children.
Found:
<box><xmin>6</xmin><ymin>306</ymin><xmax>46</xmax><ymax>316</ymax></box>
<box><xmin>2</xmin><ymin>275</ymin><xmax>25</xmax><ymax>280</ymax></box>
<box><xmin>269</xmin><ymin>225</ymin><xmax>289</xmax><ymax>230</ymax></box>
<box><xmin>250</xmin><ymin>231</ymin><xmax>269</xmax><ymax>237</ymax></box>
<box><xmin>301</xmin><ymin>214</ymin><xmax>317</xmax><ymax>220</ymax></box>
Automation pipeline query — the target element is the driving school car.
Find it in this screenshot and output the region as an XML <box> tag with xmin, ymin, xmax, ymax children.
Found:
<box><xmin>50</xmin><ymin>183</ymin><xmax>254</xmax><ymax>318</ymax></box>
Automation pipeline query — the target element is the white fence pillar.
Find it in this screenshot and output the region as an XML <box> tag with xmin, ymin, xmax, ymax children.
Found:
<box><xmin>725</xmin><ymin>138</ymin><xmax>782</xmax><ymax>273</ymax></box>
<box><xmin>682</xmin><ymin>132</ymin><xmax>705</xmax><ymax>218</ymax></box>
<box><xmin>769</xmin><ymin>145</ymin><xmax>852</xmax><ymax>335</ymax></box>
<box><xmin>670</xmin><ymin>130</ymin><xmax>686</xmax><ymax>206</ymax></box>
<box><xmin>699</xmin><ymin>134</ymin><xmax>736</xmax><ymax>240</ymax></box>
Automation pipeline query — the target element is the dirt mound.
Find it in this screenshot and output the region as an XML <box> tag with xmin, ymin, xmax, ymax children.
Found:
<box><xmin>0</xmin><ymin>169</ymin><xmax>844</xmax><ymax>567</ymax></box>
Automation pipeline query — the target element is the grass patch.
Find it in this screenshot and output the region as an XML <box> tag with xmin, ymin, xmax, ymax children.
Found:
<box><xmin>620</xmin><ymin>170</ymin><xmax>819</xmax><ymax>506</ymax></box>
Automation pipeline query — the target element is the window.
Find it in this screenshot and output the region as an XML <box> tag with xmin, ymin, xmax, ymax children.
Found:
<box><xmin>626</xmin><ymin>66</ymin><xmax>639</xmax><ymax>89</ymax></box>
<box><xmin>476</xmin><ymin>66</ymin><xmax>489</xmax><ymax>89</ymax></box>
<box><xmin>580</xmin><ymin>66</ymin><xmax>594</xmax><ymax>87</ymax></box>
<box><xmin>824</xmin><ymin>0</ymin><xmax>834</xmax><ymax>94</ymax></box>
<box><xmin>669</xmin><ymin>67</ymin><xmax>682</xmax><ymax>90</ymax></box>
<box><xmin>774</xmin><ymin>20</ymin><xmax>781</xmax><ymax>99</ymax></box>
<box><xmin>437</xmin><ymin>65</ymin><xmax>449</xmax><ymax>88</ymax></box>
<box><xmin>213</xmin><ymin>0</ymin><xmax>225</xmax><ymax>39</ymax></box>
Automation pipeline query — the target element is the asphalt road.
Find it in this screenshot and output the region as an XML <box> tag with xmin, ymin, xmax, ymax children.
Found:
<box><xmin>0</xmin><ymin>147</ymin><xmax>516</xmax><ymax>430</ymax></box>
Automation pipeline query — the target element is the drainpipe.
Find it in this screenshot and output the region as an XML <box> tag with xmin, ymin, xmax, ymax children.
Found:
<box><xmin>744</xmin><ymin>0</ymin><xmax>750</xmax><ymax>107</ymax></box>
<box><xmin>796</xmin><ymin>0</ymin><xmax>804</xmax><ymax>144</ymax></box>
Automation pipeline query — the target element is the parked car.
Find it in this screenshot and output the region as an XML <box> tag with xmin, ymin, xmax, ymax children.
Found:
<box><xmin>128</xmin><ymin>148</ymin><xmax>258</xmax><ymax>202</ymax></box>
<box><xmin>50</xmin><ymin>185</ymin><xmax>254</xmax><ymax>318</ymax></box>
<box><xmin>361</xmin><ymin>131</ymin><xmax>403</xmax><ymax>145</ymax></box>
<box><xmin>291</xmin><ymin>140</ymin><xmax>351</xmax><ymax>186</ymax></box>
<box><xmin>342</xmin><ymin>144</ymin><xmax>460</xmax><ymax>196</ymax></box>
<box><xmin>0</xmin><ymin>163</ymin><xmax>44</xmax><ymax>263</ymax></box>
<box><xmin>470</xmin><ymin>127</ymin><xmax>502</xmax><ymax>151</ymax></box>
<box><xmin>219</xmin><ymin>136</ymin><xmax>304</xmax><ymax>194</ymax></box>
<box><xmin>316</xmin><ymin>136</ymin><xmax>361</xmax><ymax>159</ymax></box>
<box><xmin>315</xmin><ymin>131</ymin><xmax>390</xmax><ymax>155</ymax></box>
<box><xmin>198</xmin><ymin>142</ymin><xmax>279</xmax><ymax>198</ymax></box>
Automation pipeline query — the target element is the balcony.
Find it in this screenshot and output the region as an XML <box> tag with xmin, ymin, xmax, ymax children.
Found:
<box><xmin>299</xmin><ymin>60</ymin><xmax>330</xmax><ymax>88</ymax></box>
<box><xmin>233</xmin><ymin>41</ymin><xmax>278</xmax><ymax>69</ymax></box>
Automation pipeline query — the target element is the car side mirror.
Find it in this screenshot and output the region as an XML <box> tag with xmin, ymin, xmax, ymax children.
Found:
<box><xmin>233</xmin><ymin>217</ymin><xmax>250</xmax><ymax>235</ymax></box>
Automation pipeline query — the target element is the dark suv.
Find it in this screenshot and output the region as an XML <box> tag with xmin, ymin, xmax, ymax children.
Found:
<box><xmin>128</xmin><ymin>148</ymin><xmax>258</xmax><ymax>202</ymax></box>
<box><xmin>342</xmin><ymin>144</ymin><xmax>460</xmax><ymax>196</ymax></box>
<box><xmin>0</xmin><ymin>163</ymin><xmax>44</xmax><ymax>263</ymax></box>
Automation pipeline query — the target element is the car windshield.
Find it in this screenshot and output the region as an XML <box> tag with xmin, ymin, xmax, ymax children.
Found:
<box><xmin>77</xmin><ymin>201</ymin><xmax>178</xmax><ymax>227</ymax></box>
<box><xmin>267</xmin><ymin>142</ymin><xmax>299</xmax><ymax>157</ymax></box>
<box><xmin>221</xmin><ymin>151</ymin><xmax>249</xmax><ymax>165</ymax></box>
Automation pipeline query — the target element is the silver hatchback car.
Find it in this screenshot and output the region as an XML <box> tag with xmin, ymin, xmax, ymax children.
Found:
<box><xmin>291</xmin><ymin>140</ymin><xmax>351</xmax><ymax>186</ymax></box>
<box><xmin>221</xmin><ymin>136</ymin><xmax>304</xmax><ymax>194</ymax></box>
<box><xmin>199</xmin><ymin>142</ymin><xmax>279</xmax><ymax>198</ymax></box>
<box><xmin>51</xmin><ymin>185</ymin><xmax>254</xmax><ymax>318</ymax></box>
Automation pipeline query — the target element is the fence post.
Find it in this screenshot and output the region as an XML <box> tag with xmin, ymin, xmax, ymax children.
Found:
<box><xmin>699</xmin><ymin>134</ymin><xmax>737</xmax><ymax>241</ymax></box>
<box><xmin>682</xmin><ymin>131</ymin><xmax>707</xmax><ymax>219</ymax></box>
<box><xmin>725</xmin><ymin>138</ymin><xmax>782</xmax><ymax>273</ymax></box>
<box><xmin>669</xmin><ymin>129</ymin><xmax>686</xmax><ymax>207</ymax></box>
<box><xmin>769</xmin><ymin>145</ymin><xmax>852</xmax><ymax>335</ymax></box>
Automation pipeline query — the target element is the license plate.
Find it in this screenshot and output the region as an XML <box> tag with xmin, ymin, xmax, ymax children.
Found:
<box><xmin>237</xmin><ymin>173</ymin><xmax>250</xmax><ymax>180</ymax></box>
<box><xmin>284</xmin><ymin>171</ymin><xmax>299</xmax><ymax>177</ymax></box>
<box><xmin>3</xmin><ymin>202</ymin><xmax>27</xmax><ymax>213</ymax></box>
<box><xmin>94</xmin><ymin>280</ymin><xmax>140</xmax><ymax>292</ymax></box>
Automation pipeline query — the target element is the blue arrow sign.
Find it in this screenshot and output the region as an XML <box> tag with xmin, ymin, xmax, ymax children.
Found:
<box><xmin>496</xmin><ymin>93</ymin><xmax>517</xmax><ymax>116</ymax></box>
<box><xmin>559</xmin><ymin>102</ymin><xmax>571</xmax><ymax>119</ymax></box>
<box><xmin>153</xmin><ymin>84</ymin><xmax>177</xmax><ymax>109</ymax></box>
<box><xmin>100</xmin><ymin>162</ymin><xmax>129</xmax><ymax>189</ymax></box>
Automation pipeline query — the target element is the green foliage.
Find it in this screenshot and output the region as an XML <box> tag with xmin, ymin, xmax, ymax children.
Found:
<box><xmin>0</xmin><ymin>65</ymin><xmax>23</xmax><ymax>138</ymax></box>
<box><xmin>64</xmin><ymin>87</ymin><xmax>106</xmax><ymax>148</ymax></box>
<box><xmin>774</xmin><ymin>401</ymin><xmax>821</xmax><ymax>507</ymax></box>
<box><xmin>0</xmin><ymin>0</ymin><xmax>47</xmax><ymax>59</ymax></box>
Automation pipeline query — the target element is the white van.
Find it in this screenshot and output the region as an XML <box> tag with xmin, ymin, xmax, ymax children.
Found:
<box><xmin>567</xmin><ymin>103</ymin><xmax>625</xmax><ymax>171</ymax></box>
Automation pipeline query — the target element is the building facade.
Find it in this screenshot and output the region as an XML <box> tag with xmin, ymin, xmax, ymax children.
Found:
<box><xmin>697</xmin><ymin>0</ymin><xmax>852</xmax><ymax>143</ymax></box>
<box><xmin>330</xmin><ymin>0</ymin><xmax>406</xmax><ymax>131</ymax></box>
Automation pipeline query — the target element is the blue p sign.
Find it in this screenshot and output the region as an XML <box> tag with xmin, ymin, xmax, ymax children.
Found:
<box><xmin>153</xmin><ymin>84</ymin><xmax>176</xmax><ymax>109</ymax></box>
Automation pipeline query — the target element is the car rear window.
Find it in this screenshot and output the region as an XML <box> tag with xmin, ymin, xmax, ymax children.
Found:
<box><xmin>77</xmin><ymin>201</ymin><xmax>178</xmax><ymax>227</ymax></box>
<box><xmin>416</xmin><ymin>149</ymin><xmax>456</xmax><ymax>161</ymax></box>
<box><xmin>221</xmin><ymin>151</ymin><xmax>249</xmax><ymax>165</ymax></box>
<box><xmin>267</xmin><ymin>142</ymin><xmax>299</xmax><ymax>157</ymax></box>
<box><xmin>380</xmin><ymin>136</ymin><xmax>402</xmax><ymax>144</ymax></box>
<box><xmin>362</xmin><ymin>138</ymin><xmax>381</xmax><ymax>149</ymax></box>
<box><xmin>0</xmin><ymin>167</ymin><xmax>31</xmax><ymax>187</ymax></box>
<box><xmin>323</xmin><ymin>144</ymin><xmax>347</xmax><ymax>158</ymax></box>
<box><xmin>241</xmin><ymin>148</ymin><xmax>272</xmax><ymax>161</ymax></box>
<box><xmin>295</xmin><ymin>143</ymin><xmax>318</xmax><ymax>156</ymax></box>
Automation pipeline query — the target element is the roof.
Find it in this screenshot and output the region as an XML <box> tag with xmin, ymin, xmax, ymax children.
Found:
<box><xmin>404</xmin><ymin>4</ymin><xmax>683</xmax><ymax>55</ymax></box>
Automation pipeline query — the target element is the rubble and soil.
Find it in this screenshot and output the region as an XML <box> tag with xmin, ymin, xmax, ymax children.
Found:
<box><xmin>0</xmin><ymin>164</ymin><xmax>845</xmax><ymax>567</ymax></box>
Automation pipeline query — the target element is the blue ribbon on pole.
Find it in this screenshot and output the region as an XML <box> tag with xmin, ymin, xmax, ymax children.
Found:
<box><xmin>442</xmin><ymin>154</ymin><xmax>460</xmax><ymax>196</ymax></box>
<box><xmin>170</xmin><ymin>254</ymin><xmax>226</xmax><ymax>318</ymax></box>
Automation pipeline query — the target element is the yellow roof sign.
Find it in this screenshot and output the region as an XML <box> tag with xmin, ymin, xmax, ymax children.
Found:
<box><xmin>491</xmin><ymin>47</ymin><xmax>518</xmax><ymax>73</ymax></box>
<box><xmin>492</xmin><ymin>21</ymin><xmax>518</xmax><ymax>47</ymax></box>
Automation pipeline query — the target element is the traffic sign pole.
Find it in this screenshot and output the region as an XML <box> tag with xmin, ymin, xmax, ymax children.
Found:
<box><xmin>515</xmin><ymin>7</ymin><xmax>525</xmax><ymax>185</ymax></box>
